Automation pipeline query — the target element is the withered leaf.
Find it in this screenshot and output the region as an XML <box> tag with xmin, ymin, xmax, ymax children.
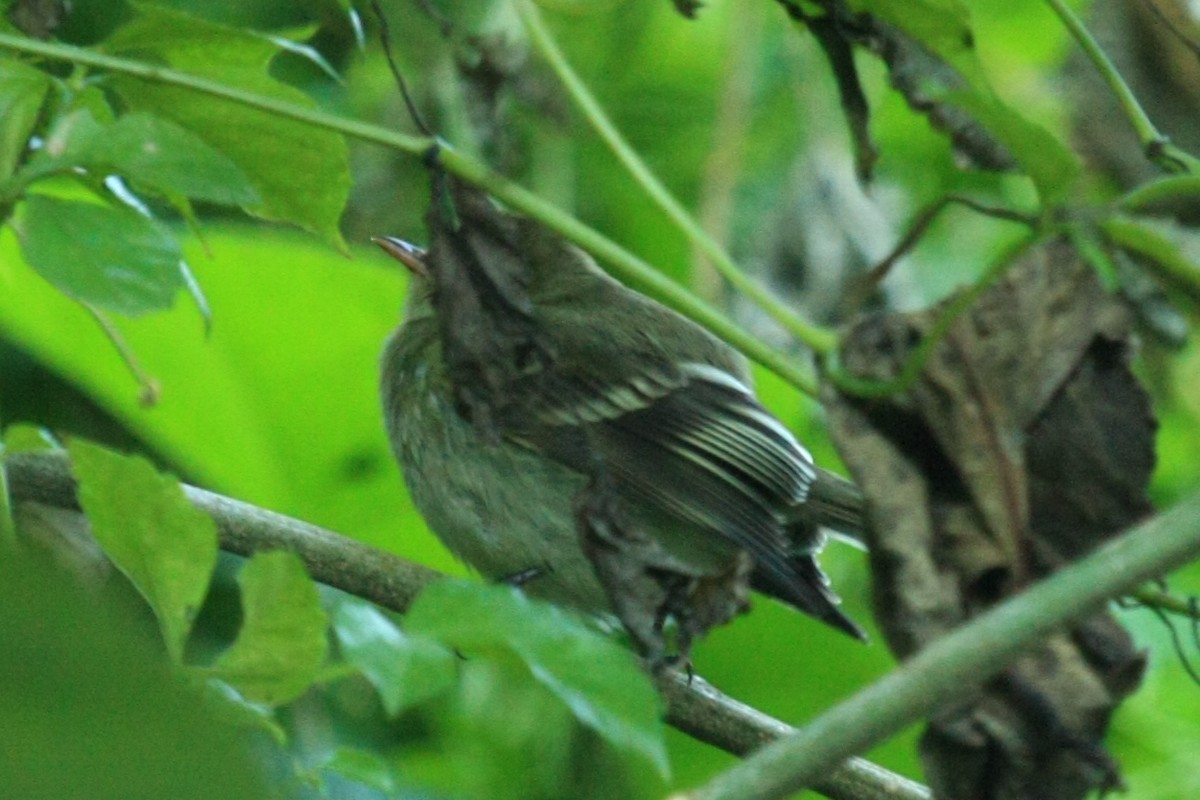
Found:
<box><xmin>823</xmin><ymin>240</ymin><xmax>1151</xmax><ymax>799</ymax></box>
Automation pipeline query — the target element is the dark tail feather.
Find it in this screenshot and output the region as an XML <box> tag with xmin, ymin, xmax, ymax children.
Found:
<box><xmin>754</xmin><ymin>553</ymin><xmax>868</xmax><ymax>642</ymax></box>
<box><xmin>792</xmin><ymin>554</ymin><xmax>869</xmax><ymax>642</ymax></box>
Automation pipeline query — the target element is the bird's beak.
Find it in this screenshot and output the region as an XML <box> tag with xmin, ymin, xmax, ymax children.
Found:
<box><xmin>372</xmin><ymin>236</ymin><xmax>429</xmax><ymax>278</ymax></box>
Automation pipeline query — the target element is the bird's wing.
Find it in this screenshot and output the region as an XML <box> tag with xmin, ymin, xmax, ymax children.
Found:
<box><xmin>504</xmin><ymin>359</ymin><xmax>821</xmax><ymax>599</ymax></box>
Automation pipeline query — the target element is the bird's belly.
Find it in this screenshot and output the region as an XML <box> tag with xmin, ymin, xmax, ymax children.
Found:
<box><xmin>391</xmin><ymin>392</ymin><xmax>611</xmax><ymax>613</ymax></box>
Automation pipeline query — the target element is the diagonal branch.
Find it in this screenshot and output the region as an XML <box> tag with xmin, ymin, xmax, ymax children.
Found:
<box><xmin>4</xmin><ymin>451</ymin><xmax>928</xmax><ymax>800</ymax></box>
<box><xmin>676</xmin><ymin>492</ymin><xmax>1200</xmax><ymax>800</ymax></box>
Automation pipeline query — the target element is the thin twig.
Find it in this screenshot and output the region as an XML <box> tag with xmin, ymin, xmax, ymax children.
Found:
<box><xmin>845</xmin><ymin>194</ymin><xmax>1037</xmax><ymax>314</ymax></box>
<box><xmin>370</xmin><ymin>0</ymin><xmax>435</xmax><ymax>138</ymax></box>
<box><xmin>1137</xmin><ymin>602</ymin><xmax>1200</xmax><ymax>687</ymax></box>
<box><xmin>1133</xmin><ymin>586</ymin><xmax>1200</xmax><ymax>621</ymax></box>
<box><xmin>80</xmin><ymin>303</ymin><xmax>161</xmax><ymax>407</ymax></box>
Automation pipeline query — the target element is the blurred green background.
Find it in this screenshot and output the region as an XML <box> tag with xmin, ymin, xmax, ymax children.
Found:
<box><xmin>2</xmin><ymin>0</ymin><xmax>1199</xmax><ymax>797</ymax></box>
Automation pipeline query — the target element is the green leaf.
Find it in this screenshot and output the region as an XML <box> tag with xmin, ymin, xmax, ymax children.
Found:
<box><xmin>1101</xmin><ymin>214</ymin><xmax>1200</xmax><ymax>304</ymax></box>
<box><xmin>0</xmin><ymin>227</ymin><xmax>439</xmax><ymax>566</ymax></box>
<box><xmin>1119</xmin><ymin>175</ymin><xmax>1200</xmax><ymax>217</ymax></box>
<box><xmin>15</xmin><ymin>194</ymin><xmax>184</xmax><ymax>315</ymax></box>
<box><xmin>199</xmin><ymin>678</ymin><xmax>288</xmax><ymax>744</ymax></box>
<box><xmin>0</xmin><ymin>551</ymin><xmax>267</xmax><ymax>800</ymax></box>
<box><xmin>333</xmin><ymin>599</ymin><xmax>456</xmax><ymax>716</ymax></box>
<box><xmin>68</xmin><ymin>438</ymin><xmax>218</xmax><ymax>664</ymax></box>
<box><xmin>41</xmin><ymin>110</ymin><xmax>260</xmax><ymax>207</ymax></box>
<box><xmin>212</xmin><ymin>550</ymin><xmax>328</xmax><ymax>705</ymax></box>
<box><xmin>0</xmin><ymin>56</ymin><xmax>48</xmax><ymax>182</ymax></box>
<box><xmin>321</xmin><ymin>747</ymin><xmax>397</xmax><ymax>793</ymax></box>
<box><xmin>405</xmin><ymin>580</ymin><xmax>669</xmax><ymax>778</ymax></box>
<box><xmin>106</xmin><ymin>5</ymin><xmax>350</xmax><ymax>248</ymax></box>
<box><xmin>942</xmin><ymin>88</ymin><xmax>1079</xmax><ymax>206</ymax></box>
<box><xmin>848</xmin><ymin>0</ymin><xmax>1080</xmax><ymax>206</ymax></box>
<box><xmin>2</xmin><ymin>422</ymin><xmax>58</xmax><ymax>453</ymax></box>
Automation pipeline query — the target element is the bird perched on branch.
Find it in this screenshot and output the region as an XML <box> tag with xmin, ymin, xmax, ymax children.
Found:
<box><xmin>376</xmin><ymin>185</ymin><xmax>866</xmax><ymax>660</ymax></box>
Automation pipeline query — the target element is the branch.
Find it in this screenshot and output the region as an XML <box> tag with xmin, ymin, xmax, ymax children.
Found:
<box><xmin>4</xmin><ymin>451</ymin><xmax>927</xmax><ymax>800</ymax></box>
<box><xmin>676</xmin><ymin>492</ymin><xmax>1200</xmax><ymax>800</ymax></box>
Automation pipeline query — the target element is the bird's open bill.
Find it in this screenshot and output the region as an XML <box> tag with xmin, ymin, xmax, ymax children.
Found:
<box><xmin>373</xmin><ymin>236</ymin><xmax>428</xmax><ymax>278</ymax></box>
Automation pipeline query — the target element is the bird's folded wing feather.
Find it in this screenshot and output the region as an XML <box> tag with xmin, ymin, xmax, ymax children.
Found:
<box><xmin>502</xmin><ymin>355</ymin><xmax>820</xmax><ymax>594</ymax></box>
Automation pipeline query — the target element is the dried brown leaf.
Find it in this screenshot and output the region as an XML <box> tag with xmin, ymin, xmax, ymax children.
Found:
<box><xmin>823</xmin><ymin>240</ymin><xmax>1151</xmax><ymax>799</ymax></box>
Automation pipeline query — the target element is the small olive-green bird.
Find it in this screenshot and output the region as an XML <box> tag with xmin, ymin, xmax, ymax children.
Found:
<box><xmin>377</xmin><ymin>228</ymin><xmax>866</xmax><ymax>643</ymax></box>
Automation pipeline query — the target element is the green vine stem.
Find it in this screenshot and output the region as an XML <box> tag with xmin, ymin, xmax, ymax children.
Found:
<box><xmin>1101</xmin><ymin>216</ymin><xmax>1200</xmax><ymax>304</ymax></box>
<box><xmin>1118</xmin><ymin>175</ymin><xmax>1200</xmax><ymax>212</ymax></box>
<box><xmin>676</xmin><ymin>488</ymin><xmax>1200</xmax><ymax>800</ymax></box>
<box><xmin>1043</xmin><ymin>0</ymin><xmax>1200</xmax><ymax>175</ymax></box>
<box><xmin>516</xmin><ymin>0</ymin><xmax>839</xmax><ymax>355</ymax></box>
<box><xmin>1132</xmin><ymin>586</ymin><xmax>1200</xmax><ymax>621</ymax></box>
<box><xmin>826</xmin><ymin>232</ymin><xmax>1043</xmax><ymax>398</ymax></box>
<box><xmin>0</xmin><ymin>32</ymin><xmax>819</xmax><ymax>395</ymax></box>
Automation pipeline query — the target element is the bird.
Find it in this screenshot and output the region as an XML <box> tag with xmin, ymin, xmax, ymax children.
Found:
<box><xmin>375</xmin><ymin>220</ymin><xmax>867</xmax><ymax>652</ymax></box>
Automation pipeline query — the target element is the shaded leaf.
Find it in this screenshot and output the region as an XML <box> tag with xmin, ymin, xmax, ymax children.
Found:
<box><xmin>199</xmin><ymin>677</ymin><xmax>288</xmax><ymax>744</ymax></box>
<box><xmin>106</xmin><ymin>5</ymin><xmax>350</xmax><ymax>248</ymax></box>
<box><xmin>333</xmin><ymin>599</ymin><xmax>456</xmax><ymax>716</ymax></box>
<box><xmin>68</xmin><ymin>438</ymin><xmax>217</xmax><ymax>664</ymax></box>
<box><xmin>212</xmin><ymin>550</ymin><xmax>328</xmax><ymax>705</ymax></box>
<box><xmin>405</xmin><ymin>579</ymin><xmax>669</xmax><ymax>778</ymax></box>
<box><xmin>0</xmin><ymin>550</ymin><xmax>266</xmax><ymax>800</ymax></box>
<box><xmin>41</xmin><ymin>109</ymin><xmax>260</xmax><ymax>207</ymax></box>
<box><xmin>0</xmin><ymin>55</ymin><xmax>48</xmax><ymax>181</ymax></box>
<box><xmin>15</xmin><ymin>194</ymin><xmax>183</xmax><ymax>315</ymax></box>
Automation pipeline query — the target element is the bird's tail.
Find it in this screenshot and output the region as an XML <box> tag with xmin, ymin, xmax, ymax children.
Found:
<box><xmin>806</xmin><ymin>467</ymin><xmax>867</xmax><ymax>545</ymax></box>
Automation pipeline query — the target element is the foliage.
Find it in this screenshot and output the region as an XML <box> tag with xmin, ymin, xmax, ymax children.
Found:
<box><xmin>1</xmin><ymin>0</ymin><xmax>1199</xmax><ymax>798</ymax></box>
